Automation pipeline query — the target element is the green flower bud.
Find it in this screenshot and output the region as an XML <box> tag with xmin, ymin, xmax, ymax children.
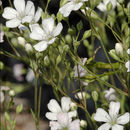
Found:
<box><xmin>56</xmin><ymin>55</ymin><xmax>62</xmax><ymax>65</ymax></box>
<box><xmin>118</xmin><ymin>0</ymin><xmax>124</xmax><ymax>4</ymax></box>
<box><xmin>107</xmin><ymin>2</ymin><xmax>112</xmax><ymax>11</ymax></box>
<box><xmin>9</xmin><ymin>90</ymin><xmax>15</xmax><ymax>97</ymax></box>
<box><xmin>65</xmin><ymin>34</ymin><xmax>72</xmax><ymax>44</ymax></box>
<box><xmin>83</xmin><ymin>40</ymin><xmax>89</xmax><ymax>47</ymax></box>
<box><xmin>83</xmin><ymin>29</ymin><xmax>91</xmax><ymax>39</ymax></box>
<box><xmin>0</xmin><ymin>61</ymin><xmax>4</xmax><ymax>70</ymax></box>
<box><xmin>57</xmin><ymin>12</ymin><xmax>63</xmax><ymax>22</ymax></box>
<box><xmin>77</xmin><ymin>21</ymin><xmax>83</xmax><ymax>31</ymax></box>
<box><xmin>70</xmin><ymin>102</ymin><xmax>77</xmax><ymax>110</ymax></box>
<box><xmin>80</xmin><ymin>120</ymin><xmax>87</xmax><ymax>128</ymax></box>
<box><xmin>4</xmin><ymin>112</ymin><xmax>10</xmax><ymax>121</ymax></box>
<box><xmin>92</xmin><ymin>91</ymin><xmax>98</xmax><ymax>102</ymax></box>
<box><xmin>109</xmin><ymin>49</ymin><xmax>121</xmax><ymax>61</ymax></box>
<box><xmin>25</xmin><ymin>43</ymin><xmax>33</xmax><ymax>52</ymax></box>
<box><xmin>16</xmin><ymin>104</ymin><xmax>23</xmax><ymax>114</ymax></box>
<box><xmin>44</xmin><ymin>56</ymin><xmax>50</xmax><ymax>66</ymax></box>
<box><xmin>68</xmin><ymin>27</ymin><xmax>76</xmax><ymax>35</ymax></box>
<box><xmin>63</xmin><ymin>45</ymin><xmax>69</xmax><ymax>52</ymax></box>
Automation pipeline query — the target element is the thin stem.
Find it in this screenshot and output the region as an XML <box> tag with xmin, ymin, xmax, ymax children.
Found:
<box><xmin>8</xmin><ymin>0</ymin><xmax>13</xmax><ymax>7</ymax></box>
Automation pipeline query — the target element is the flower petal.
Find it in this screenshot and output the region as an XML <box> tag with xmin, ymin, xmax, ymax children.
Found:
<box><xmin>25</xmin><ymin>1</ymin><xmax>35</xmax><ymax>16</ymax></box>
<box><xmin>69</xmin><ymin>119</ymin><xmax>80</xmax><ymax>130</ymax></box>
<box><xmin>49</xmin><ymin>121</ymin><xmax>61</xmax><ymax>130</ymax></box>
<box><xmin>112</xmin><ymin>124</ymin><xmax>123</xmax><ymax>130</ymax></box>
<box><xmin>34</xmin><ymin>7</ymin><xmax>42</xmax><ymax>22</ymax></box>
<box><xmin>68</xmin><ymin>110</ymin><xmax>77</xmax><ymax>119</ymax></box>
<box><xmin>125</xmin><ymin>61</ymin><xmax>130</xmax><ymax>72</ymax></box>
<box><xmin>6</xmin><ymin>18</ymin><xmax>21</xmax><ymax>28</ymax></box>
<box><xmin>47</xmin><ymin>99</ymin><xmax>62</xmax><ymax>113</ymax></box>
<box><xmin>57</xmin><ymin>113</ymin><xmax>69</xmax><ymax>127</ymax></box>
<box><xmin>73</xmin><ymin>2</ymin><xmax>83</xmax><ymax>11</ymax></box>
<box><xmin>98</xmin><ymin>123</ymin><xmax>111</xmax><ymax>130</ymax></box>
<box><xmin>45</xmin><ymin>112</ymin><xmax>57</xmax><ymax>120</ymax></box>
<box><xmin>61</xmin><ymin>97</ymin><xmax>71</xmax><ymax>112</ymax></box>
<box><xmin>42</xmin><ymin>18</ymin><xmax>54</xmax><ymax>34</ymax></box>
<box><xmin>94</xmin><ymin>108</ymin><xmax>110</xmax><ymax>122</ymax></box>
<box><xmin>30</xmin><ymin>25</ymin><xmax>45</xmax><ymax>40</ymax></box>
<box><xmin>59</xmin><ymin>2</ymin><xmax>75</xmax><ymax>17</ymax></box>
<box><xmin>14</xmin><ymin>0</ymin><xmax>25</xmax><ymax>13</ymax></box>
<box><xmin>109</xmin><ymin>102</ymin><xmax>120</xmax><ymax>118</ymax></box>
<box><xmin>97</xmin><ymin>3</ymin><xmax>106</xmax><ymax>12</ymax></box>
<box><xmin>117</xmin><ymin>112</ymin><xmax>130</xmax><ymax>125</ymax></box>
<box><xmin>33</xmin><ymin>41</ymin><xmax>48</xmax><ymax>52</ymax></box>
<box><xmin>2</xmin><ymin>7</ymin><xmax>17</xmax><ymax>19</ymax></box>
<box><xmin>52</xmin><ymin>22</ymin><xmax>63</xmax><ymax>37</ymax></box>
<box><xmin>22</xmin><ymin>15</ymin><xmax>33</xmax><ymax>23</ymax></box>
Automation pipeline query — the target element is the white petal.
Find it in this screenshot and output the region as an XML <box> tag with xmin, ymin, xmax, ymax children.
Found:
<box><xmin>25</xmin><ymin>1</ymin><xmax>35</xmax><ymax>16</ymax></box>
<box><xmin>112</xmin><ymin>124</ymin><xmax>123</xmax><ymax>130</ymax></box>
<box><xmin>48</xmin><ymin>38</ymin><xmax>56</xmax><ymax>45</ymax></box>
<box><xmin>50</xmin><ymin>121</ymin><xmax>61</xmax><ymax>130</ymax></box>
<box><xmin>6</xmin><ymin>18</ymin><xmax>21</xmax><ymax>28</ymax></box>
<box><xmin>61</xmin><ymin>97</ymin><xmax>71</xmax><ymax>112</ymax></box>
<box><xmin>57</xmin><ymin>113</ymin><xmax>69</xmax><ymax>127</ymax></box>
<box><xmin>52</xmin><ymin>22</ymin><xmax>63</xmax><ymax>37</ymax></box>
<box><xmin>109</xmin><ymin>102</ymin><xmax>120</xmax><ymax>118</ymax></box>
<box><xmin>47</xmin><ymin>99</ymin><xmax>62</xmax><ymax>113</ymax></box>
<box><xmin>18</xmin><ymin>24</ymin><xmax>28</xmax><ymax>31</ymax></box>
<box><xmin>42</xmin><ymin>18</ymin><xmax>54</xmax><ymax>34</ymax></box>
<box><xmin>68</xmin><ymin>119</ymin><xmax>80</xmax><ymax>130</ymax></box>
<box><xmin>22</xmin><ymin>15</ymin><xmax>33</xmax><ymax>23</ymax></box>
<box><xmin>30</xmin><ymin>25</ymin><xmax>45</xmax><ymax>40</ymax></box>
<box><xmin>73</xmin><ymin>2</ymin><xmax>83</xmax><ymax>11</ymax></box>
<box><xmin>33</xmin><ymin>41</ymin><xmax>48</xmax><ymax>52</ymax></box>
<box><xmin>45</xmin><ymin>112</ymin><xmax>57</xmax><ymax>120</ymax></box>
<box><xmin>98</xmin><ymin>123</ymin><xmax>111</xmax><ymax>130</ymax></box>
<box><xmin>34</xmin><ymin>7</ymin><xmax>42</xmax><ymax>22</ymax></box>
<box><xmin>59</xmin><ymin>2</ymin><xmax>75</xmax><ymax>17</ymax></box>
<box><xmin>0</xmin><ymin>91</ymin><xmax>4</xmax><ymax>102</ymax></box>
<box><xmin>127</xmin><ymin>48</ymin><xmax>130</xmax><ymax>55</ymax></box>
<box><xmin>117</xmin><ymin>113</ymin><xmax>130</xmax><ymax>125</ymax></box>
<box><xmin>2</xmin><ymin>7</ymin><xmax>17</xmax><ymax>19</ymax></box>
<box><xmin>14</xmin><ymin>0</ymin><xmax>25</xmax><ymax>13</ymax></box>
<box><xmin>125</xmin><ymin>61</ymin><xmax>130</xmax><ymax>72</ymax></box>
<box><xmin>97</xmin><ymin>3</ymin><xmax>106</xmax><ymax>12</ymax></box>
<box><xmin>94</xmin><ymin>108</ymin><xmax>110</xmax><ymax>122</ymax></box>
<box><xmin>68</xmin><ymin>110</ymin><xmax>77</xmax><ymax>118</ymax></box>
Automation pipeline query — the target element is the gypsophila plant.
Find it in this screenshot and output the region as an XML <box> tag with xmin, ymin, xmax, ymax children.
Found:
<box><xmin>0</xmin><ymin>0</ymin><xmax>130</xmax><ymax>130</ymax></box>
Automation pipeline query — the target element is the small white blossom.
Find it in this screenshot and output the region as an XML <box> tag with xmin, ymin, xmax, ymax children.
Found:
<box><xmin>94</xmin><ymin>101</ymin><xmax>130</xmax><ymax>130</ymax></box>
<box><xmin>80</xmin><ymin>120</ymin><xmax>87</xmax><ymax>128</ymax></box>
<box><xmin>30</xmin><ymin>17</ymin><xmax>63</xmax><ymax>52</ymax></box>
<box><xmin>9</xmin><ymin>90</ymin><xmax>15</xmax><ymax>97</ymax></box>
<box><xmin>75</xmin><ymin>91</ymin><xmax>86</xmax><ymax>100</ymax></box>
<box><xmin>125</xmin><ymin>61</ymin><xmax>130</xmax><ymax>72</ymax></box>
<box><xmin>104</xmin><ymin>88</ymin><xmax>116</xmax><ymax>101</ymax></box>
<box><xmin>127</xmin><ymin>49</ymin><xmax>130</xmax><ymax>55</ymax></box>
<box><xmin>18</xmin><ymin>37</ymin><xmax>26</xmax><ymax>46</ymax></box>
<box><xmin>70</xmin><ymin>102</ymin><xmax>77</xmax><ymax>110</ymax></box>
<box><xmin>97</xmin><ymin>0</ymin><xmax>117</xmax><ymax>12</ymax></box>
<box><xmin>59</xmin><ymin>0</ymin><xmax>88</xmax><ymax>17</ymax></box>
<box><xmin>0</xmin><ymin>30</ymin><xmax>4</xmax><ymax>43</ymax></box>
<box><xmin>25</xmin><ymin>43</ymin><xmax>33</xmax><ymax>52</ymax></box>
<box><xmin>115</xmin><ymin>43</ymin><xmax>123</xmax><ymax>56</ymax></box>
<box><xmin>49</xmin><ymin>113</ymin><xmax>80</xmax><ymax>130</ymax></box>
<box><xmin>45</xmin><ymin>97</ymin><xmax>77</xmax><ymax>121</ymax></box>
<box><xmin>2</xmin><ymin>0</ymin><xmax>42</xmax><ymax>28</ymax></box>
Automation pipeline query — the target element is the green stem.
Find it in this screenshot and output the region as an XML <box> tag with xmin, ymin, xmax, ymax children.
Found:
<box><xmin>8</xmin><ymin>0</ymin><xmax>13</xmax><ymax>7</ymax></box>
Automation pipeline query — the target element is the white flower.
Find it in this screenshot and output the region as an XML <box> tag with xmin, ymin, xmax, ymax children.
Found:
<box><xmin>127</xmin><ymin>49</ymin><xmax>130</xmax><ymax>55</ymax></box>
<box><xmin>30</xmin><ymin>17</ymin><xmax>63</xmax><ymax>52</ymax></box>
<box><xmin>97</xmin><ymin>0</ymin><xmax>117</xmax><ymax>12</ymax></box>
<box><xmin>59</xmin><ymin>0</ymin><xmax>88</xmax><ymax>17</ymax></box>
<box><xmin>80</xmin><ymin>120</ymin><xmax>87</xmax><ymax>128</ymax></box>
<box><xmin>94</xmin><ymin>102</ymin><xmax>130</xmax><ymax>130</ymax></box>
<box><xmin>125</xmin><ymin>60</ymin><xmax>130</xmax><ymax>72</ymax></box>
<box><xmin>26</xmin><ymin>68</ymin><xmax>34</xmax><ymax>82</ymax></box>
<box><xmin>2</xmin><ymin>0</ymin><xmax>42</xmax><ymax>28</ymax></box>
<box><xmin>49</xmin><ymin>113</ymin><xmax>80</xmax><ymax>130</ymax></box>
<box><xmin>0</xmin><ymin>30</ymin><xmax>4</xmax><ymax>43</ymax></box>
<box><xmin>45</xmin><ymin>97</ymin><xmax>77</xmax><ymax>121</ymax></box>
<box><xmin>104</xmin><ymin>88</ymin><xmax>116</xmax><ymax>101</ymax></box>
<box><xmin>115</xmin><ymin>43</ymin><xmax>123</xmax><ymax>56</ymax></box>
<box><xmin>17</xmin><ymin>37</ymin><xmax>26</xmax><ymax>46</ymax></box>
<box><xmin>13</xmin><ymin>64</ymin><xmax>24</xmax><ymax>81</ymax></box>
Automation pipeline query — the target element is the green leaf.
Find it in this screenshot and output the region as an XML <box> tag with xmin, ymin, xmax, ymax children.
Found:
<box><xmin>77</xmin><ymin>21</ymin><xmax>83</xmax><ymax>31</ymax></box>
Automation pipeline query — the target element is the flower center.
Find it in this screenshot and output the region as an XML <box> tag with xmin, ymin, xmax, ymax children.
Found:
<box><xmin>62</xmin><ymin>127</ymin><xmax>68</xmax><ymax>130</ymax></box>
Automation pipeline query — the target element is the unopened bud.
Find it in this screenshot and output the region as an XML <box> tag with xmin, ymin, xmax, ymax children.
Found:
<box><xmin>83</xmin><ymin>29</ymin><xmax>91</xmax><ymax>39</ymax></box>
<box><xmin>9</xmin><ymin>90</ymin><xmax>15</xmax><ymax>97</ymax></box>
<box><xmin>25</xmin><ymin>43</ymin><xmax>33</xmax><ymax>52</ymax></box>
<box><xmin>56</xmin><ymin>55</ymin><xmax>62</xmax><ymax>65</ymax></box>
<box><xmin>18</xmin><ymin>37</ymin><xmax>26</xmax><ymax>46</ymax></box>
<box><xmin>92</xmin><ymin>91</ymin><xmax>98</xmax><ymax>102</ymax></box>
<box><xmin>115</xmin><ymin>43</ymin><xmax>123</xmax><ymax>56</ymax></box>
<box><xmin>65</xmin><ymin>34</ymin><xmax>72</xmax><ymax>44</ymax></box>
<box><xmin>127</xmin><ymin>48</ymin><xmax>130</xmax><ymax>55</ymax></box>
<box><xmin>109</xmin><ymin>49</ymin><xmax>121</xmax><ymax>61</ymax></box>
<box><xmin>118</xmin><ymin>0</ymin><xmax>124</xmax><ymax>4</ymax></box>
<box><xmin>0</xmin><ymin>61</ymin><xmax>4</xmax><ymax>70</ymax></box>
<box><xmin>80</xmin><ymin>120</ymin><xmax>87</xmax><ymax>128</ymax></box>
<box><xmin>75</xmin><ymin>91</ymin><xmax>86</xmax><ymax>100</ymax></box>
<box><xmin>70</xmin><ymin>102</ymin><xmax>77</xmax><ymax>110</ymax></box>
<box><xmin>107</xmin><ymin>2</ymin><xmax>112</xmax><ymax>11</ymax></box>
<box><xmin>44</xmin><ymin>56</ymin><xmax>50</xmax><ymax>66</ymax></box>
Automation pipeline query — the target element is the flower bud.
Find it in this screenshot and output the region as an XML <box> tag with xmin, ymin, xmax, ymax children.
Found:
<box><xmin>83</xmin><ymin>29</ymin><xmax>91</xmax><ymax>39</ymax></box>
<box><xmin>107</xmin><ymin>2</ymin><xmax>112</xmax><ymax>11</ymax></box>
<box><xmin>17</xmin><ymin>37</ymin><xmax>26</xmax><ymax>46</ymax></box>
<box><xmin>63</xmin><ymin>45</ymin><xmax>69</xmax><ymax>52</ymax></box>
<box><xmin>44</xmin><ymin>56</ymin><xmax>50</xmax><ymax>66</ymax></box>
<box><xmin>65</xmin><ymin>34</ymin><xmax>72</xmax><ymax>44</ymax></box>
<box><xmin>70</xmin><ymin>102</ymin><xmax>77</xmax><ymax>110</ymax></box>
<box><xmin>118</xmin><ymin>0</ymin><xmax>124</xmax><ymax>4</ymax></box>
<box><xmin>56</xmin><ymin>55</ymin><xmax>62</xmax><ymax>65</ymax></box>
<box><xmin>68</xmin><ymin>28</ymin><xmax>76</xmax><ymax>35</ymax></box>
<box><xmin>109</xmin><ymin>49</ymin><xmax>121</xmax><ymax>61</ymax></box>
<box><xmin>77</xmin><ymin>21</ymin><xmax>83</xmax><ymax>31</ymax></box>
<box><xmin>25</xmin><ymin>43</ymin><xmax>33</xmax><ymax>52</ymax></box>
<box><xmin>92</xmin><ymin>91</ymin><xmax>98</xmax><ymax>102</ymax></box>
<box><xmin>115</xmin><ymin>43</ymin><xmax>123</xmax><ymax>56</ymax></box>
<box><xmin>80</xmin><ymin>120</ymin><xmax>87</xmax><ymax>128</ymax></box>
<box><xmin>16</xmin><ymin>104</ymin><xmax>23</xmax><ymax>114</ymax></box>
<box><xmin>9</xmin><ymin>90</ymin><xmax>15</xmax><ymax>97</ymax></box>
<box><xmin>75</xmin><ymin>91</ymin><xmax>86</xmax><ymax>100</ymax></box>
<box><xmin>127</xmin><ymin>48</ymin><xmax>130</xmax><ymax>55</ymax></box>
<box><xmin>0</xmin><ymin>61</ymin><xmax>4</xmax><ymax>70</ymax></box>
